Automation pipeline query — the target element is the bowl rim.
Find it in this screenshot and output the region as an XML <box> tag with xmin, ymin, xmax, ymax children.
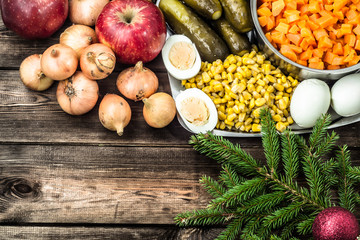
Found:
<box><xmin>250</xmin><ymin>0</ymin><xmax>360</xmax><ymax>74</ymax></box>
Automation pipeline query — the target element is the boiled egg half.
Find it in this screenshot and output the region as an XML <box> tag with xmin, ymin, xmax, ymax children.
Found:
<box><xmin>175</xmin><ymin>88</ymin><xmax>218</xmax><ymax>134</ymax></box>
<box><xmin>162</xmin><ymin>34</ymin><xmax>201</xmax><ymax>80</ymax></box>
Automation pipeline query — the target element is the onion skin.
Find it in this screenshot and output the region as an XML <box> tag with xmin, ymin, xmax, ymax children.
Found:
<box><xmin>80</xmin><ymin>43</ymin><xmax>116</xmax><ymax>80</ymax></box>
<box><xmin>56</xmin><ymin>71</ymin><xmax>99</xmax><ymax>115</ymax></box>
<box><xmin>60</xmin><ymin>24</ymin><xmax>98</xmax><ymax>58</ymax></box>
<box><xmin>116</xmin><ymin>61</ymin><xmax>158</xmax><ymax>101</ymax></box>
<box><xmin>143</xmin><ymin>92</ymin><xmax>176</xmax><ymax>128</ymax></box>
<box><xmin>98</xmin><ymin>94</ymin><xmax>132</xmax><ymax>136</ymax></box>
<box><xmin>69</xmin><ymin>0</ymin><xmax>109</xmax><ymax>26</ymax></box>
<box><xmin>41</xmin><ymin>44</ymin><xmax>78</xmax><ymax>81</ymax></box>
<box><xmin>19</xmin><ymin>54</ymin><xmax>54</xmax><ymax>91</ymax></box>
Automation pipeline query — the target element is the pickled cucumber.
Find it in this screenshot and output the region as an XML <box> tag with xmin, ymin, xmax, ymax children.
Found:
<box><xmin>159</xmin><ymin>0</ymin><xmax>229</xmax><ymax>62</ymax></box>
<box><xmin>219</xmin><ymin>0</ymin><xmax>254</xmax><ymax>33</ymax></box>
<box><xmin>182</xmin><ymin>0</ymin><xmax>222</xmax><ymax>20</ymax></box>
<box><xmin>212</xmin><ymin>17</ymin><xmax>251</xmax><ymax>55</ymax></box>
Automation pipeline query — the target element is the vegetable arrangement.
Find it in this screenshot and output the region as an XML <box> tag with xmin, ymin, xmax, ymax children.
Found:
<box><xmin>13</xmin><ymin>0</ymin><xmax>360</xmax><ymax>136</ymax></box>
<box><xmin>18</xmin><ymin>0</ymin><xmax>176</xmax><ymax>136</ymax></box>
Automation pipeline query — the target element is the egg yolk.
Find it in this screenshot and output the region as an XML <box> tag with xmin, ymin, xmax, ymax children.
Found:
<box><xmin>180</xmin><ymin>97</ymin><xmax>209</xmax><ymax>126</ymax></box>
<box><xmin>168</xmin><ymin>41</ymin><xmax>196</xmax><ymax>70</ymax></box>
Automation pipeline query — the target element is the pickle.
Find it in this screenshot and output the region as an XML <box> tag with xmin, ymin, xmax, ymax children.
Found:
<box><xmin>182</xmin><ymin>0</ymin><xmax>222</xmax><ymax>20</ymax></box>
<box><xmin>219</xmin><ymin>0</ymin><xmax>254</xmax><ymax>33</ymax></box>
<box><xmin>212</xmin><ymin>17</ymin><xmax>251</xmax><ymax>55</ymax></box>
<box><xmin>159</xmin><ymin>0</ymin><xmax>229</xmax><ymax>62</ymax></box>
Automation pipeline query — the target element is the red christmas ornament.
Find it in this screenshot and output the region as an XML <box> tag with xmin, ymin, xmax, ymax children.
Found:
<box><xmin>312</xmin><ymin>206</ymin><xmax>360</xmax><ymax>240</ymax></box>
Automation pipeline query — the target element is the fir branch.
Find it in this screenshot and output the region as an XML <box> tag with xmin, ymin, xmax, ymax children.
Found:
<box><xmin>308</xmin><ymin>114</ymin><xmax>333</xmax><ymax>152</ymax></box>
<box><xmin>280</xmin><ymin>130</ymin><xmax>300</xmax><ymax>185</ymax></box>
<box><xmin>296</xmin><ymin>213</ymin><xmax>318</xmax><ymax>236</ymax></box>
<box><xmin>260</xmin><ymin>109</ymin><xmax>281</xmax><ymax>176</ymax></box>
<box><xmin>239</xmin><ymin>191</ymin><xmax>285</xmax><ymax>215</ymax></box>
<box><xmin>314</xmin><ymin>131</ymin><xmax>339</xmax><ymax>158</ymax></box>
<box><xmin>189</xmin><ymin>133</ymin><xmax>261</xmax><ymax>176</ymax></box>
<box><xmin>241</xmin><ymin>215</ymin><xmax>266</xmax><ymax>239</ymax></box>
<box><xmin>200</xmin><ymin>175</ymin><xmax>226</xmax><ymax>198</ymax></box>
<box><xmin>336</xmin><ymin>145</ymin><xmax>356</xmax><ymax>212</ymax></box>
<box><xmin>210</xmin><ymin>178</ymin><xmax>267</xmax><ymax>210</ymax></box>
<box><xmin>215</xmin><ymin>217</ymin><xmax>244</xmax><ymax>240</ymax></box>
<box><xmin>219</xmin><ymin>164</ymin><xmax>246</xmax><ymax>189</ymax></box>
<box><xmin>347</xmin><ymin>166</ymin><xmax>360</xmax><ymax>183</ymax></box>
<box><xmin>263</xmin><ymin>201</ymin><xmax>304</xmax><ymax>230</ymax></box>
<box><xmin>174</xmin><ymin>208</ymin><xmax>236</xmax><ymax>227</ymax></box>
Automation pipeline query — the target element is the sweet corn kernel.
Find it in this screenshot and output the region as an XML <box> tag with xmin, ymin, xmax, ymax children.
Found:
<box><xmin>276</xmin><ymin>122</ymin><xmax>287</xmax><ymax>132</ymax></box>
<box><xmin>255</xmin><ymin>98</ymin><xmax>266</xmax><ymax>107</ymax></box>
<box><xmin>252</xmin><ymin>124</ymin><xmax>261</xmax><ymax>132</ymax></box>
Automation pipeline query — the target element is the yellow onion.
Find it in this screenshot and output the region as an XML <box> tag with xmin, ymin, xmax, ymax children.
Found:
<box><xmin>56</xmin><ymin>71</ymin><xmax>99</xmax><ymax>115</ymax></box>
<box><xmin>143</xmin><ymin>92</ymin><xmax>176</xmax><ymax>128</ymax></box>
<box><xmin>19</xmin><ymin>54</ymin><xmax>54</xmax><ymax>91</ymax></box>
<box><xmin>41</xmin><ymin>44</ymin><xmax>78</xmax><ymax>81</ymax></box>
<box><xmin>80</xmin><ymin>43</ymin><xmax>116</xmax><ymax>80</ymax></box>
<box><xmin>59</xmin><ymin>24</ymin><xmax>98</xmax><ymax>58</ymax></box>
<box><xmin>116</xmin><ymin>61</ymin><xmax>158</xmax><ymax>101</ymax></box>
<box><xmin>69</xmin><ymin>0</ymin><xmax>109</xmax><ymax>26</ymax></box>
<box><xmin>98</xmin><ymin>94</ymin><xmax>132</xmax><ymax>136</ymax></box>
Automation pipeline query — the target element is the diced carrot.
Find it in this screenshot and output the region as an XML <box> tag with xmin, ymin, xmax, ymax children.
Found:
<box><xmin>313</xmin><ymin>48</ymin><xmax>325</xmax><ymax>57</ymax></box>
<box><xmin>325</xmin><ymin>4</ymin><xmax>334</xmax><ymax>10</ymax></box>
<box><xmin>353</xmin><ymin>24</ymin><xmax>360</xmax><ymax>35</ymax></box>
<box><xmin>300</xmin><ymin>27</ymin><xmax>314</xmax><ymax>37</ymax></box>
<box><xmin>272</xmin><ymin>0</ymin><xmax>286</xmax><ymax>16</ymax></box>
<box><xmin>284</xmin><ymin>9</ymin><xmax>301</xmax><ymax>22</ymax></box>
<box><xmin>308</xmin><ymin>20</ymin><xmax>321</xmax><ymax>30</ymax></box>
<box><xmin>340</xmin><ymin>23</ymin><xmax>353</xmax><ymax>35</ymax></box>
<box><xmin>266</xmin><ymin>16</ymin><xmax>276</xmax><ymax>31</ymax></box>
<box><xmin>333</xmin><ymin>0</ymin><xmax>351</xmax><ymax>12</ymax></box>
<box><xmin>309</xmin><ymin>61</ymin><xmax>325</xmax><ymax>69</ymax></box>
<box><xmin>348</xmin><ymin>55</ymin><xmax>360</xmax><ymax>65</ymax></box>
<box><xmin>286</xmin><ymin>1</ymin><xmax>297</xmax><ymax>10</ymax></box>
<box><xmin>315</xmin><ymin>14</ymin><xmax>338</xmax><ymax>28</ymax></box>
<box><xmin>300</xmin><ymin>48</ymin><xmax>313</xmax><ymax>60</ymax></box>
<box><xmin>331</xmin><ymin>55</ymin><xmax>345</xmax><ymax>65</ymax></box>
<box><xmin>258</xmin><ymin>6</ymin><xmax>273</xmax><ymax>16</ymax></box>
<box><xmin>289</xmin><ymin>24</ymin><xmax>300</xmax><ymax>33</ymax></box>
<box><xmin>343</xmin><ymin>44</ymin><xmax>353</xmax><ymax>56</ymax></box>
<box><xmin>333</xmin><ymin>42</ymin><xmax>344</xmax><ymax>54</ymax></box>
<box><xmin>275</xmin><ymin>22</ymin><xmax>290</xmax><ymax>33</ymax></box>
<box><xmin>300</xmin><ymin>4</ymin><xmax>310</xmax><ymax>14</ymax></box>
<box><xmin>324</xmin><ymin>51</ymin><xmax>337</xmax><ymax>64</ymax></box>
<box><xmin>258</xmin><ymin>16</ymin><xmax>268</xmax><ymax>27</ymax></box>
<box><xmin>318</xmin><ymin>36</ymin><xmax>334</xmax><ymax>48</ymax></box>
<box><xmin>355</xmin><ymin>39</ymin><xmax>360</xmax><ymax>49</ymax></box>
<box><xmin>300</xmin><ymin>38</ymin><xmax>310</xmax><ymax>49</ymax></box>
<box><xmin>271</xmin><ymin>31</ymin><xmax>288</xmax><ymax>44</ymax></box>
<box><xmin>313</xmin><ymin>28</ymin><xmax>329</xmax><ymax>40</ymax></box>
<box><xmin>289</xmin><ymin>44</ymin><xmax>303</xmax><ymax>53</ymax></box>
<box><xmin>280</xmin><ymin>44</ymin><xmax>298</xmax><ymax>61</ymax></box>
<box><xmin>327</xmin><ymin>65</ymin><xmax>341</xmax><ymax>69</ymax></box>
<box><xmin>287</xmin><ymin>33</ymin><xmax>303</xmax><ymax>45</ymax></box>
<box><xmin>297</xmin><ymin>59</ymin><xmax>308</xmax><ymax>66</ymax></box>
<box><xmin>344</xmin><ymin>33</ymin><xmax>356</xmax><ymax>46</ymax></box>
<box><xmin>308</xmin><ymin>1</ymin><xmax>321</xmax><ymax>13</ymax></box>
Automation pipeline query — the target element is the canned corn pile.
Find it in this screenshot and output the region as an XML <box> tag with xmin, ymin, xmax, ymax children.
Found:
<box><xmin>181</xmin><ymin>48</ymin><xmax>300</xmax><ymax>132</ymax></box>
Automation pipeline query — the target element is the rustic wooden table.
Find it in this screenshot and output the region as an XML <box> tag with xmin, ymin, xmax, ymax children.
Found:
<box><xmin>1</xmin><ymin>17</ymin><xmax>360</xmax><ymax>239</ymax></box>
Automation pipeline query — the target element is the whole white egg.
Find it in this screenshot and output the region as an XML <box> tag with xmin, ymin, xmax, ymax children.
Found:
<box><xmin>162</xmin><ymin>34</ymin><xmax>202</xmax><ymax>80</ymax></box>
<box><xmin>331</xmin><ymin>73</ymin><xmax>360</xmax><ymax>117</ymax></box>
<box><xmin>290</xmin><ymin>79</ymin><xmax>331</xmax><ymax>128</ymax></box>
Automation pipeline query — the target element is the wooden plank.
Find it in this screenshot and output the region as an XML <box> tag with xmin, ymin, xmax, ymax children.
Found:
<box><xmin>0</xmin><ymin>144</ymin><xmax>221</xmax><ymax>224</ymax></box>
<box><xmin>1</xmin><ymin>144</ymin><xmax>359</xmax><ymax>225</ymax></box>
<box><xmin>0</xmin><ymin>226</ymin><xmax>224</xmax><ymax>240</ymax></box>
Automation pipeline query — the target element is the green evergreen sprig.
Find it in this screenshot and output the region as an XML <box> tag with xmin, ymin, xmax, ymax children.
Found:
<box><xmin>174</xmin><ymin>109</ymin><xmax>360</xmax><ymax>239</ymax></box>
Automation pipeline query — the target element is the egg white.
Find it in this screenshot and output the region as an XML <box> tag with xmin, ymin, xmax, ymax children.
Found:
<box><xmin>162</xmin><ymin>34</ymin><xmax>202</xmax><ymax>80</ymax></box>
<box><xmin>175</xmin><ymin>88</ymin><xmax>218</xmax><ymax>134</ymax></box>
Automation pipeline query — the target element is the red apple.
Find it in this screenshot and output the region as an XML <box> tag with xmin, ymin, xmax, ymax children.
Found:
<box><xmin>0</xmin><ymin>0</ymin><xmax>68</xmax><ymax>39</ymax></box>
<box><xmin>95</xmin><ymin>0</ymin><xmax>167</xmax><ymax>64</ymax></box>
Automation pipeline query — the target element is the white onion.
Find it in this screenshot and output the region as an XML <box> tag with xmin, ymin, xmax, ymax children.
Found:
<box><xmin>69</xmin><ymin>0</ymin><xmax>109</xmax><ymax>26</ymax></box>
